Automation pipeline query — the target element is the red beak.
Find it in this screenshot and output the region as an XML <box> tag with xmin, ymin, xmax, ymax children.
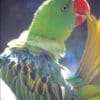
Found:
<box><xmin>73</xmin><ymin>0</ymin><xmax>90</xmax><ymax>27</ymax></box>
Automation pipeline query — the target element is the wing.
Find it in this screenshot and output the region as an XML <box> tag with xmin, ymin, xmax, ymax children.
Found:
<box><xmin>0</xmin><ymin>49</ymin><xmax>79</xmax><ymax>100</ymax></box>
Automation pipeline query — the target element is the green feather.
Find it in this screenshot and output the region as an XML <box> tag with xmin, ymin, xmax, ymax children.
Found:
<box><xmin>28</xmin><ymin>0</ymin><xmax>75</xmax><ymax>42</ymax></box>
<box><xmin>78</xmin><ymin>85</ymin><xmax>100</xmax><ymax>99</ymax></box>
<box><xmin>6</xmin><ymin>0</ymin><xmax>75</xmax><ymax>61</ymax></box>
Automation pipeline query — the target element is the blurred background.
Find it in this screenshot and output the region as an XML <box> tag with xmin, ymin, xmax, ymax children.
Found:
<box><xmin>0</xmin><ymin>0</ymin><xmax>100</xmax><ymax>75</ymax></box>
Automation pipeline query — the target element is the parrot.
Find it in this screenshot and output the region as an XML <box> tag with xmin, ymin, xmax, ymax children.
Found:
<box><xmin>0</xmin><ymin>0</ymin><xmax>90</xmax><ymax>100</ymax></box>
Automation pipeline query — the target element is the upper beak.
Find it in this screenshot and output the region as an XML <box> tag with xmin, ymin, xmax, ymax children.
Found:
<box><xmin>73</xmin><ymin>0</ymin><xmax>90</xmax><ymax>27</ymax></box>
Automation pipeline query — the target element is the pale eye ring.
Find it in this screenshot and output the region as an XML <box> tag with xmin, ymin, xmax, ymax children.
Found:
<box><xmin>60</xmin><ymin>4</ymin><xmax>69</xmax><ymax>12</ymax></box>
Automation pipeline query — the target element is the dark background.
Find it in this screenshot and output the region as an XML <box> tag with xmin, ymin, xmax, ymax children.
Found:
<box><xmin>0</xmin><ymin>0</ymin><xmax>100</xmax><ymax>75</ymax></box>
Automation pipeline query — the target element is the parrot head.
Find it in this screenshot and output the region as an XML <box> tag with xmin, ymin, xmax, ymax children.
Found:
<box><xmin>28</xmin><ymin>0</ymin><xmax>90</xmax><ymax>42</ymax></box>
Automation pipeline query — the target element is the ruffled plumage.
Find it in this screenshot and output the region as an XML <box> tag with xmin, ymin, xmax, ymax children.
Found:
<box><xmin>0</xmin><ymin>49</ymin><xmax>79</xmax><ymax>100</ymax></box>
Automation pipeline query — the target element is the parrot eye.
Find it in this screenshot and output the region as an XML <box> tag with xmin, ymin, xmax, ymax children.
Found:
<box><xmin>60</xmin><ymin>0</ymin><xmax>72</xmax><ymax>12</ymax></box>
<box><xmin>60</xmin><ymin>4</ymin><xmax>69</xmax><ymax>12</ymax></box>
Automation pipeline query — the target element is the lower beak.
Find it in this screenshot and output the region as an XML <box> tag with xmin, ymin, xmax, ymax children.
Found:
<box><xmin>75</xmin><ymin>13</ymin><xmax>86</xmax><ymax>27</ymax></box>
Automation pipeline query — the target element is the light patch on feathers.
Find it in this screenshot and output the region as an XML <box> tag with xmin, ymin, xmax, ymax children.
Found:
<box><xmin>58</xmin><ymin>62</ymin><xmax>71</xmax><ymax>79</ymax></box>
<box><xmin>7</xmin><ymin>31</ymin><xmax>28</xmax><ymax>48</ymax></box>
<box><xmin>6</xmin><ymin>31</ymin><xmax>65</xmax><ymax>61</ymax></box>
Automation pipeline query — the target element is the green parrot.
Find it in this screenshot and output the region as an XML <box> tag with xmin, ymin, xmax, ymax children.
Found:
<box><xmin>0</xmin><ymin>0</ymin><xmax>91</xmax><ymax>100</ymax></box>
